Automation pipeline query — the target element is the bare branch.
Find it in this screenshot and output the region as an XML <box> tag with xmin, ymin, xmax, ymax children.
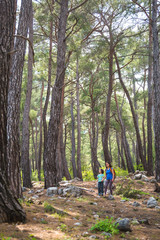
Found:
<box><xmin>68</xmin><ymin>0</ymin><xmax>89</xmax><ymax>13</ymax></box>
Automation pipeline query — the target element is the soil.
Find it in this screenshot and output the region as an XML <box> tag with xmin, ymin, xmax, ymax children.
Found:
<box><xmin>0</xmin><ymin>177</ymin><xmax>160</xmax><ymax>240</ymax></box>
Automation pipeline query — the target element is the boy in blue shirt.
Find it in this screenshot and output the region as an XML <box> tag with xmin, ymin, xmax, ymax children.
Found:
<box><xmin>97</xmin><ymin>169</ymin><xmax>104</xmax><ymax>196</ymax></box>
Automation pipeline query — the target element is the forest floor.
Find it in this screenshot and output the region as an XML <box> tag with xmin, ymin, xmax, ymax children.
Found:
<box><xmin>1</xmin><ymin>177</ymin><xmax>160</xmax><ymax>240</ymax></box>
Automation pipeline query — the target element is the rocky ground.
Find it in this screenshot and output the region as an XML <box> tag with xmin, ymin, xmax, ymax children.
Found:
<box><xmin>1</xmin><ymin>173</ymin><xmax>160</xmax><ymax>240</ymax></box>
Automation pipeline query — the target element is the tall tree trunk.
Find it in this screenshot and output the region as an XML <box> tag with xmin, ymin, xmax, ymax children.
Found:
<box><xmin>142</xmin><ymin>70</ymin><xmax>147</xmax><ymax>162</ymax></box>
<box><xmin>0</xmin><ymin>0</ymin><xmax>26</xmax><ymax>223</ymax></box>
<box><xmin>62</xmin><ymin>124</ymin><xmax>71</xmax><ymax>180</ymax></box>
<box><xmin>89</xmin><ymin>109</ymin><xmax>100</xmax><ymax>178</ymax></box>
<box><xmin>76</xmin><ymin>57</ymin><xmax>83</xmax><ymax>180</ymax></box>
<box><xmin>56</xmin><ymin>88</ymin><xmax>65</xmax><ymax>182</ymax></box>
<box><xmin>109</xmin><ymin>134</ymin><xmax>112</xmax><ymax>162</ymax></box>
<box><xmin>133</xmin><ymin>75</ymin><xmax>140</xmax><ymax>167</ymax></box>
<box><xmin>21</xmin><ymin>5</ymin><xmax>33</xmax><ymax>188</ymax></box>
<box><xmin>71</xmin><ymin>93</ymin><xmax>77</xmax><ymax>178</ymax></box>
<box><xmin>38</xmin><ymin>81</ymin><xmax>44</xmax><ymax>181</ymax></box>
<box><xmin>43</xmin><ymin>0</ymin><xmax>69</xmax><ymax>188</ymax></box>
<box><xmin>7</xmin><ymin>0</ymin><xmax>32</xmax><ymax>197</ymax></box>
<box><xmin>116</xmin><ymin>132</ymin><xmax>121</xmax><ymax>168</ymax></box>
<box><xmin>152</xmin><ymin>0</ymin><xmax>160</xmax><ymax>182</ymax></box>
<box><xmin>147</xmin><ymin>0</ymin><xmax>154</xmax><ymax>176</ymax></box>
<box><xmin>103</xmin><ymin>37</ymin><xmax>114</xmax><ymax>163</ymax></box>
<box><xmin>115</xmin><ymin>92</ymin><xmax>134</xmax><ymax>173</ymax></box>
<box><xmin>114</xmin><ymin>51</ymin><xmax>147</xmax><ymax>171</ymax></box>
<box><xmin>121</xmin><ymin>134</ymin><xmax>126</xmax><ymax>170</ymax></box>
<box><xmin>35</xmin><ymin>117</ymin><xmax>38</xmax><ymax>170</ymax></box>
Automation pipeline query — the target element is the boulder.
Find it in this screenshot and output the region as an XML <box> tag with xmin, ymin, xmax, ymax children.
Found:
<box><xmin>47</xmin><ymin>187</ymin><xmax>58</xmax><ymax>196</ymax></box>
<box><xmin>141</xmin><ymin>175</ymin><xmax>149</xmax><ymax>182</ymax></box>
<box><xmin>132</xmin><ymin>201</ymin><xmax>140</xmax><ymax>207</ymax></box>
<box><xmin>134</xmin><ymin>174</ymin><xmax>142</xmax><ymax>180</ymax></box>
<box><xmin>147</xmin><ymin>197</ymin><xmax>158</xmax><ymax>208</ymax></box>
<box><xmin>58</xmin><ymin>188</ymin><xmax>63</xmax><ymax>195</ymax></box>
<box><xmin>28</xmin><ymin>189</ymin><xmax>34</xmax><ymax>194</ymax></box>
<box><xmin>135</xmin><ymin>170</ymin><xmax>140</xmax><ymax>174</ymax></box>
<box><xmin>150</xmin><ymin>178</ymin><xmax>157</xmax><ymax>183</ymax></box>
<box><xmin>108</xmin><ymin>195</ymin><xmax>115</xmax><ymax>200</ymax></box>
<box><xmin>115</xmin><ymin>218</ymin><xmax>131</xmax><ymax>232</ymax></box>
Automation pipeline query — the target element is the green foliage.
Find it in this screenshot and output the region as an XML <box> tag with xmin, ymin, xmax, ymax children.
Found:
<box><xmin>137</xmin><ymin>180</ymin><xmax>145</xmax><ymax>185</ymax></box>
<box><xmin>44</xmin><ymin>202</ymin><xmax>66</xmax><ymax>216</ymax></box>
<box><xmin>115</xmin><ymin>168</ymin><xmax>128</xmax><ymax>177</ymax></box>
<box><xmin>82</xmin><ymin>170</ymin><xmax>95</xmax><ymax>181</ymax></box>
<box><xmin>28</xmin><ymin>234</ymin><xmax>38</xmax><ymax>240</ymax></box>
<box><xmin>40</xmin><ymin>219</ymin><xmax>48</xmax><ymax>224</ymax></box>
<box><xmin>90</xmin><ymin>217</ymin><xmax>119</xmax><ymax>235</ymax></box>
<box><xmin>59</xmin><ymin>224</ymin><xmax>67</xmax><ymax>232</ymax></box>
<box><xmin>116</xmin><ymin>183</ymin><xmax>149</xmax><ymax>199</ymax></box>
<box><xmin>0</xmin><ymin>234</ymin><xmax>12</xmax><ymax>240</ymax></box>
<box><xmin>31</xmin><ymin>170</ymin><xmax>44</xmax><ymax>182</ymax></box>
<box><xmin>136</xmin><ymin>164</ymin><xmax>144</xmax><ymax>171</ymax></box>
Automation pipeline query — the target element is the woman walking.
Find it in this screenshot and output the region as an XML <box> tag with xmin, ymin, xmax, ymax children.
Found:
<box><xmin>104</xmin><ymin>162</ymin><xmax>115</xmax><ymax>196</ymax></box>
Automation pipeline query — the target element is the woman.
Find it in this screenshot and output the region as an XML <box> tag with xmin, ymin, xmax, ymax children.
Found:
<box><xmin>103</xmin><ymin>162</ymin><xmax>115</xmax><ymax>196</ymax></box>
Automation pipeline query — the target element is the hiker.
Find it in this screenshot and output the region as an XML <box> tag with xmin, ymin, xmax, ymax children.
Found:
<box><xmin>103</xmin><ymin>162</ymin><xmax>115</xmax><ymax>196</ymax></box>
<box><xmin>97</xmin><ymin>169</ymin><xmax>104</xmax><ymax>196</ymax></box>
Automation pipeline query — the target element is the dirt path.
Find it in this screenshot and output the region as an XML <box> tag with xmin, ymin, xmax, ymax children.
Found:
<box><xmin>0</xmin><ymin>178</ymin><xmax>160</xmax><ymax>240</ymax></box>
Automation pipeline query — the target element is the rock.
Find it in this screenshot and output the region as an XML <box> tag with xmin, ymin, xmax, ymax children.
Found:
<box><xmin>135</xmin><ymin>170</ymin><xmax>140</xmax><ymax>174</ymax></box>
<box><xmin>31</xmin><ymin>195</ymin><xmax>39</xmax><ymax>199</ymax></box>
<box><xmin>71</xmin><ymin>192</ymin><xmax>77</xmax><ymax>197</ymax></box>
<box><xmin>89</xmin><ymin>236</ymin><xmax>98</xmax><ymax>239</ymax></box>
<box><xmin>102</xmin><ymin>232</ymin><xmax>112</xmax><ymax>237</ymax></box>
<box><xmin>115</xmin><ymin>218</ymin><xmax>131</xmax><ymax>232</ymax></box>
<box><xmin>150</xmin><ymin>178</ymin><xmax>157</xmax><ymax>183</ymax></box>
<box><xmin>155</xmin><ymin>206</ymin><xmax>160</xmax><ymax>209</ymax></box>
<box><xmin>108</xmin><ymin>195</ymin><xmax>115</xmax><ymax>200</ymax></box>
<box><xmin>138</xmin><ymin>219</ymin><xmax>149</xmax><ymax>225</ymax></box>
<box><xmin>141</xmin><ymin>175</ymin><xmax>149</xmax><ymax>182</ymax></box>
<box><xmin>128</xmin><ymin>173</ymin><xmax>134</xmax><ymax>177</ymax></box>
<box><xmin>70</xmin><ymin>177</ymin><xmax>82</xmax><ymax>182</ymax></box>
<box><xmin>90</xmin><ymin>202</ymin><xmax>97</xmax><ymax>205</ymax></box>
<box><xmin>63</xmin><ymin>185</ymin><xmax>83</xmax><ymax>197</ymax></box>
<box><xmin>131</xmin><ymin>219</ymin><xmax>139</xmax><ymax>225</ymax></box>
<box><xmin>147</xmin><ymin>197</ymin><xmax>158</xmax><ymax>208</ymax></box>
<box><xmin>33</xmin><ymin>217</ymin><xmax>37</xmax><ymax>221</ymax></box>
<box><xmin>121</xmin><ymin>200</ymin><xmax>127</xmax><ymax>202</ymax></box>
<box><xmin>58</xmin><ymin>188</ymin><xmax>63</xmax><ymax>195</ymax></box>
<box><xmin>82</xmin><ymin>232</ymin><xmax>89</xmax><ymax>237</ymax></box>
<box><xmin>35</xmin><ymin>189</ymin><xmax>44</xmax><ymax>193</ymax></box>
<box><xmin>22</xmin><ymin>187</ymin><xmax>27</xmax><ymax>192</ymax></box>
<box><xmin>142</xmin><ymin>200</ymin><xmax>147</xmax><ymax>205</ymax></box>
<box><xmin>28</xmin><ymin>190</ymin><xmax>34</xmax><ymax>194</ymax></box>
<box><xmin>93</xmin><ymin>215</ymin><xmax>99</xmax><ymax>219</ymax></box>
<box><xmin>132</xmin><ymin>201</ymin><xmax>140</xmax><ymax>207</ymax></box>
<box><xmin>47</xmin><ymin>187</ymin><xmax>58</xmax><ymax>196</ymax></box>
<box><xmin>74</xmin><ymin>222</ymin><xmax>82</xmax><ymax>226</ymax></box>
<box><xmin>134</xmin><ymin>174</ymin><xmax>142</xmax><ymax>180</ymax></box>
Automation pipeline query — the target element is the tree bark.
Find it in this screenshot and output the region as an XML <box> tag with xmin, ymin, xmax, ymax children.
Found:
<box><xmin>152</xmin><ymin>0</ymin><xmax>160</xmax><ymax>182</ymax></box>
<box><xmin>71</xmin><ymin>92</ymin><xmax>77</xmax><ymax>178</ymax></box>
<box><xmin>103</xmin><ymin>37</ymin><xmax>114</xmax><ymax>163</ymax></box>
<box><xmin>7</xmin><ymin>0</ymin><xmax>32</xmax><ymax>197</ymax></box>
<box><xmin>38</xmin><ymin>81</ymin><xmax>44</xmax><ymax>181</ymax></box>
<box><xmin>120</xmin><ymin>134</ymin><xmax>126</xmax><ymax>170</ymax></box>
<box><xmin>116</xmin><ymin>132</ymin><xmax>121</xmax><ymax>168</ymax></box>
<box><xmin>21</xmin><ymin>5</ymin><xmax>33</xmax><ymax>188</ymax></box>
<box><xmin>114</xmin><ymin>51</ymin><xmax>147</xmax><ymax>171</ymax></box>
<box><xmin>0</xmin><ymin>0</ymin><xmax>26</xmax><ymax>223</ymax></box>
<box><xmin>133</xmin><ymin>75</ymin><xmax>140</xmax><ymax>167</ymax></box>
<box><xmin>147</xmin><ymin>0</ymin><xmax>154</xmax><ymax>176</ymax></box>
<box><xmin>62</xmin><ymin>124</ymin><xmax>71</xmax><ymax>180</ymax></box>
<box><xmin>43</xmin><ymin>0</ymin><xmax>69</xmax><ymax>188</ymax></box>
<box><xmin>76</xmin><ymin>57</ymin><xmax>83</xmax><ymax>180</ymax></box>
<box><xmin>114</xmin><ymin>92</ymin><xmax>134</xmax><ymax>173</ymax></box>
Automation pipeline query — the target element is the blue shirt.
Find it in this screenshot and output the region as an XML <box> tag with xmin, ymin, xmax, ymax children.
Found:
<box><xmin>97</xmin><ymin>174</ymin><xmax>104</xmax><ymax>182</ymax></box>
<box><xmin>106</xmin><ymin>168</ymin><xmax>113</xmax><ymax>180</ymax></box>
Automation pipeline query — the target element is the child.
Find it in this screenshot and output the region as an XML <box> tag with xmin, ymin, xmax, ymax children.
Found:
<box><xmin>97</xmin><ymin>169</ymin><xmax>104</xmax><ymax>196</ymax></box>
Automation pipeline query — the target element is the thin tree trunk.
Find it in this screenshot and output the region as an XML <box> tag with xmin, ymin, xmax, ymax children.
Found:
<box><xmin>103</xmin><ymin>37</ymin><xmax>114</xmax><ymax>163</ymax></box>
<box><xmin>115</xmin><ymin>92</ymin><xmax>134</xmax><ymax>173</ymax></box>
<box><xmin>142</xmin><ymin>70</ymin><xmax>147</xmax><ymax>162</ymax></box>
<box><xmin>76</xmin><ymin>57</ymin><xmax>83</xmax><ymax>180</ymax></box>
<box><xmin>43</xmin><ymin>0</ymin><xmax>69</xmax><ymax>188</ymax></box>
<box><xmin>147</xmin><ymin>0</ymin><xmax>154</xmax><ymax>176</ymax></box>
<box><xmin>35</xmin><ymin>117</ymin><xmax>38</xmax><ymax>170</ymax></box>
<box><xmin>116</xmin><ymin>132</ymin><xmax>121</xmax><ymax>168</ymax></box>
<box><xmin>152</xmin><ymin>0</ymin><xmax>160</xmax><ymax>182</ymax></box>
<box><xmin>7</xmin><ymin>0</ymin><xmax>32</xmax><ymax>197</ymax></box>
<box><xmin>0</xmin><ymin>0</ymin><xmax>26</xmax><ymax>223</ymax></box>
<box><xmin>71</xmin><ymin>92</ymin><xmax>77</xmax><ymax>178</ymax></box>
<box><xmin>62</xmin><ymin>124</ymin><xmax>71</xmax><ymax>180</ymax></box>
<box><xmin>21</xmin><ymin>5</ymin><xmax>33</xmax><ymax>188</ymax></box>
<box><xmin>38</xmin><ymin>81</ymin><xmax>44</xmax><ymax>181</ymax></box>
<box><xmin>121</xmin><ymin>135</ymin><xmax>126</xmax><ymax>170</ymax></box>
<box><xmin>114</xmin><ymin>51</ymin><xmax>147</xmax><ymax>171</ymax></box>
<box><xmin>133</xmin><ymin>75</ymin><xmax>140</xmax><ymax>167</ymax></box>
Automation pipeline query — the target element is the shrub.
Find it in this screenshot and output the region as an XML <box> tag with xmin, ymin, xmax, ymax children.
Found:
<box><xmin>82</xmin><ymin>170</ymin><xmax>95</xmax><ymax>181</ymax></box>
<box><xmin>116</xmin><ymin>183</ymin><xmax>149</xmax><ymax>199</ymax></box>
<box><xmin>90</xmin><ymin>217</ymin><xmax>119</xmax><ymax>235</ymax></box>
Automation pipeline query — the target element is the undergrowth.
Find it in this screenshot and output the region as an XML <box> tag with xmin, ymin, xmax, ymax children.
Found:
<box><xmin>90</xmin><ymin>217</ymin><xmax>119</xmax><ymax>235</ymax></box>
